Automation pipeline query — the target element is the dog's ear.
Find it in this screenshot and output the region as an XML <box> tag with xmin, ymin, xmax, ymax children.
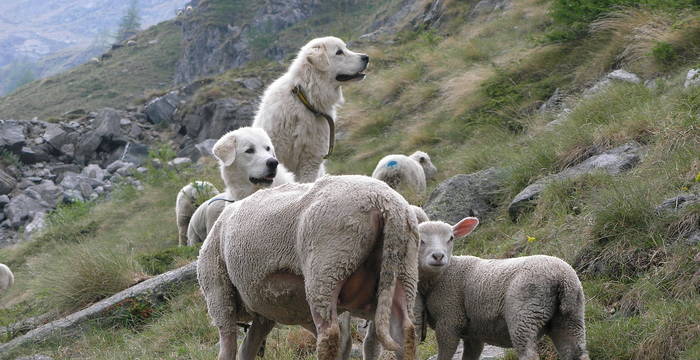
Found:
<box><xmin>306</xmin><ymin>45</ymin><xmax>330</xmax><ymax>71</ymax></box>
<box><xmin>212</xmin><ymin>133</ymin><xmax>236</xmax><ymax>167</ymax></box>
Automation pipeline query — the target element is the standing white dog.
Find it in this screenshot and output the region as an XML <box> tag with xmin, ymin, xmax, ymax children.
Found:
<box><xmin>253</xmin><ymin>36</ymin><xmax>369</xmax><ymax>182</ymax></box>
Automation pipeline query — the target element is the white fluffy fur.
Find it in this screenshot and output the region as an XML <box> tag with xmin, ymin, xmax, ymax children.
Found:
<box><xmin>0</xmin><ymin>263</ymin><xmax>14</xmax><ymax>293</ymax></box>
<box><xmin>372</xmin><ymin>151</ymin><xmax>437</xmax><ymax>197</ymax></box>
<box><xmin>175</xmin><ymin>181</ymin><xmax>219</xmax><ymax>246</ymax></box>
<box><xmin>184</xmin><ymin>127</ymin><xmax>294</xmax><ymax>246</ymax></box>
<box><xmin>252</xmin><ymin>36</ymin><xmax>369</xmax><ymax>182</ymax></box>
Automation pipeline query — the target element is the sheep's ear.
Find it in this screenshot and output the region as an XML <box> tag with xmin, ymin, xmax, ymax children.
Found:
<box><xmin>307</xmin><ymin>45</ymin><xmax>330</xmax><ymax>71</ymax></box>
<box><xmin>452</xmin><ymin>217</ymin><xmax>479</xmax><ymax>238</ymax></box>
<box><xmin>212</xmin><ymin>134</ymin><xmax>236</xmax><ymax>167</ymax></box>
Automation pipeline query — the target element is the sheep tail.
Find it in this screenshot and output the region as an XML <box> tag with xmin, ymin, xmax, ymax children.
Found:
<box><xmin>373</xmin><ymin>205</ymin><xmax>405</xmax><ymax>352</ymax></box>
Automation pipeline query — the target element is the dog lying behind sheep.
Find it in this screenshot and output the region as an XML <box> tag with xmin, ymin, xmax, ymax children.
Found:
<box><xmin>372</xmin><ymin>151</ymin><xmax>437</xmax><ymax>198</ymax></box>
<box><xmin>0</xmin><ymin>264</ymin><xmax>14</xmax><ymax>293</ymax></box>
<box><xmin>176</xmin><ymin>127</ymin><xmax>294</xmax><ymax>246</ymax></box>
<box><xmin>198</xmin><ymin>175</ymin><xmax>420</xmax><ymax>360</ymax></box>
<box><xmin>175</xmin><ymin>181</ymin><xmax>219</xmax><ymax>246</ymax></box>
<box><xmin>367</xmin><ymin>218</ymin><xmax>588</xmax><ymax>360</ymax></box>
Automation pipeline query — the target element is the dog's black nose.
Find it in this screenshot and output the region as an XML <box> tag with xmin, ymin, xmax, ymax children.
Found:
<box><xmin>361</xmin><ymin>54</ymin><xmax>369</xmax><ymax>63</ymax></box>
<box><xmin>432</xmin><ymin>253</ymin><xmax>445</xmax><ymax>262</ymax></box>
<box><xmin>266</xmin><ymin>158</ymin><xmax>279</xmax><ymax>169</ymax></box>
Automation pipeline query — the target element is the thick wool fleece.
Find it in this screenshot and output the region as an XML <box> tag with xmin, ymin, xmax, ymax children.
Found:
<box><xmin>372</xmin><ymin>151</ymin><xmax>437</xmax><ymax>197</ymax></box>
<box><xmin>0</xmin><ymin>263</ymin><xmax>14</xmax><ymax>292</ymax></box>
<box><xmin>175</xmin><ymin>181</ymin><xmax>219</xmax><ymax>246</ymax></box>
<box><xmin>421</xmin><ymin>254</ymin><xmax>589</xmax><ymax>360</ymax></box>
<box><xmin>197</xmin><ymin>175</ymin><xmax>420</xmax><ymax>357</ymax></box>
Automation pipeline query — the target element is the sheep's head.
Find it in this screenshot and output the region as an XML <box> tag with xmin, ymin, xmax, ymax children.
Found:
<box><xmin>417</xmin><ymin>218</ymin><xmax>479</xmax><ymax>276</ymax></box>
<box><xmin>410</xmin><ymin>151</ymin><xmax>437</xmax><ymax>181</ymax></box>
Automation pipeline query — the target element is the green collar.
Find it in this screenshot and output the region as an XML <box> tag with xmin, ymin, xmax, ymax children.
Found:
<box><xmin>292</xmin><ymin>85</ymin><xmax>335</xmax><ymax>159</ymax></box>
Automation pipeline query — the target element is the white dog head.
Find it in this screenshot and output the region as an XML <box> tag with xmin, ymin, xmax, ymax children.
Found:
<box><xmin>212</xmin><ymin>127</ymin><xmax>281</xmax><ymax>187</ymax></box>
<box><xmin>296</xmin><ymin>36</ymin><xmax>369</xmax><ymax>83</ymax></box>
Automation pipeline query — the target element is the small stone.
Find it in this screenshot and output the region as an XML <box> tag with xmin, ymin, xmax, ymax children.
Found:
<box><xmin>168</xmin><ymin>157</ymin><xmax>192</xmax><ymax>167</ymax></box>
<box><xmin>684</xmin><ymin>69</ymin><xmax>700</xmax><ymax>88</ymax></box>
<box><xmin>120</xmin><ymin>118</ymin><xmax>132</xmax><ymax>126</ymax></box>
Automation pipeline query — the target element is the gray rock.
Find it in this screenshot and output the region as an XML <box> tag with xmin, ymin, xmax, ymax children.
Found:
<box><xmin>79</xmin><ymin>182</ymin><xmax>94</xmax><ymax>199</ymax></box>
<box><xmin>42</xmin><ymin>123</ymin><xmax>69</xmax><ymax>151</ymax></box>
<box><xmin>0</xmin><ymin>120</ymin><xmax>26</xmax><ymax>152</ymax></box>
<box><xmin>425</xmin><ymin>168</ymin><xmax>504</xmax><ymax>224</ymax></box>
<box><xmin>168</xmin><ymin>157</ymin><xmax>192</xmax><ymax>167</ymax></box>
<box><xmin>75</xmin><ymin>108</ymin><xmax>125</xmax><ymax>164</ymax></box>
<box><xmin>585</xmin><ymin>70</ymin><xmax>641</xmax><ymax>97</ymax></box>
<box><xmin>63</xmin><ymin>189</ymin><xmax>84</xmax><ymax>203</ymax></box>
<box><xmin>195</xmin><ymin>139</ymin><xmax>217</xmax><ymax>158</ymax></box>
<box><xmin>82</xmin><ymin>164</ymin><xmax>106</xmax><ymax>182</ymax></box>
<box><xmin>50</xmin><ymin>163</ymin><xmax>82</xmax><ymax>178</ymax></box>
<box><xmin>120</xmin><ymin>118</ymin><xmax>132</xmax><ymax>126</ymax></box>
<box><xmin>60</xmin><ymin>172</ymin><xmax>103</xmax><ymax>191</ymax></box>
<box><xmin>26</xmin><ymin>181</ymin><xmax>63</xmax><ymax>207</ymax></box>
<box><xmin>539</xmin><ymin>88</ymin><xmax>565</xmax><ymax>113</ymax></box>
<box><xmin>0</xmin><ymin>194</ymin><xmax>9</xmax><ymax>208</ymax></box>
<box><xmin>236</xmin><ymin>77</ymin><xmax>263</xmax><ymax>90</ymax></box>
<box><xmin>144</xmin><ymin>91</ymin><xmax>181</xmax><ymax>124</ymax></box>
<box><xmin>177</xmin><ymin>143</ymin><xmax>200</xmax><ymax>162</ymax></box>
<box><xmin>179</xmin><ymin>97</ymin><xmax>254</xmax><ymax>142</ymax></box>
<box><xmin>0</xmin><ymin>168</ymin><xmax>17</xmax><ymax>195</ymax></box>
<box><xmin>119</xmin><ymin>143</ymin><xmax>150</xmax><ymax>166</ymax></box>
<box><xmin>5</xmin><ymin>191</ymin><xmax>50</xmax><ymax>229</ymax></box>
<box><xmin>427</xmin><ymin>343</ymin><xmax>505</xmax><ymax>360</ymax></box>
<box><xmin>684</xmin><ymin>69</ymin><xmax>699</xmax><ymax>88</ymax></box>
<box><xmin>128</xmin><ymin>123</ymin><xmax>143</xmax><ymax>139</ymax></box>
<box><xmin>19</xmin><ymin>146</ymin><xmax>50</xmax><ymax>164</ymax></box>
<box><xmin>115</xmin><ymin>165</ymin><xmax>135</xmax><ymax>176</ymax></box>
<box><xmin>23</xmin><ymin>212</ymin><xmax>47</xmax><ymax>239</ymax></box>
<box><xmin>469</xmin><ymin>0</ymin><xmax>511</xmax><ymax>19</ymax></box>
<box><xmin>106</xmin><ymin>160</ymin><xmax>133</xmax><ymax>173</ymax></box>
<box><xmin>655</xmin><ymin>193</ymin><xmax>700</xmax><ymax>213</ymax></box>
<box><xmin>509</xmin><ymin>142</ymin><xmax>643</xmax><ymax>220</ymax></box>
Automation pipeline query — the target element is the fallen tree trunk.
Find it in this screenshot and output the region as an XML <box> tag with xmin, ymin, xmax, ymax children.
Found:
<box><xmin>0</xmin><ymin>262</ymin><xmax>197</xmax><ymax>356</ymax></box>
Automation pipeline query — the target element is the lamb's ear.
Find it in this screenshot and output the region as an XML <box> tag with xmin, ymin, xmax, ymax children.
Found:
<box><xmin>452</xmin><ymin>217</ymin><xmax>479</xmax><ymax>238</ymax></box>
<box><xmin>212</xmin><ymin>134</ymin><xmax>236</xmax><ymax>167</ymax></box>
<box><xmin>306</xmin><ymin>45</ymin><xmax>330</xmax><ymax>71</ymax></box>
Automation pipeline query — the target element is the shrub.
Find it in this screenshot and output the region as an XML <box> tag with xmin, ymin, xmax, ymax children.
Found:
<box><xmin>651</xmin><ymin>41</ymin><xmax>678</xmax><ymax>66</ymax></box>
<box><xmin>137</xmin><ymin>246</ymin><xmax>199</xmax><ymax>275</ymax></box>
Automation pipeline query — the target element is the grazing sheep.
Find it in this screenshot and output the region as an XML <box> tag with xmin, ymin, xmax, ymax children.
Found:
<box><xmin>252</xmin><ymin>37</ymin><xmax>369</xmax><ymax>182</ymax></box>
<box><xmin>198</xmin><ymin>175</ymin><xmax>420</xmax><ymax>360</ymax></box>
<box><xmin>0</xmin><ymin>264</ymin><xmax>14</xmax><ymax>293</ymax></box>
<box><xmin>404</xmin><ymin>218</ymin><xmax>589</xmax><ymax>360</ymax></box>
<box><xmin>372</xmin><ymin>151</ymin><xmax>437</xmax><ymax>197</ymax></box>
<box><xmin>183</xmin><ymin>127</ymin><xmax>294</xmax><ymax>246</ymax></box>
<box><xmin>175</xmin><ymin>181</ymin><xmax>219</xmax><ymax>246</ymax></box>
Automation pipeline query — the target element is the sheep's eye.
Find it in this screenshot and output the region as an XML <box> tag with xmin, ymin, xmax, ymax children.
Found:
<box><xmin>336</xmin><ymin>49</ymin><xmax>343</xmax><ymax>55</ymax></box>
<box><xmin>265</xmin><ymin>146</ymin><xmax>271</xmax><ymax>151</ymax></box>
<box><xmin>419</xmin><ymin>157</ymin><xmax>426</xmax><ymax>163</ymax></box>
<box><xmin>245</xmin><ymin>148</ymin><xmax>255</xmax><ymax>154</ymax></box>
<box><xmin>448</xmin><ymin>236</ymin><xmax>454</xmax><ymax>243</ymax></box>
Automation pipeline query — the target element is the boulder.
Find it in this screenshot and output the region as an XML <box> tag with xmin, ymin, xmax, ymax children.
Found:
<box><xmin>684</xmin><ymin>69</ymin><xmax>699</xmax><ymax>88</ymax></box>
<box><xmin>509</xmin><ymin>142</ymin><xmax>643</xmax><ymax>220</ymax></box>
<box><xmin>0</xmin><ymin>194</ymin><xmax>9</xmax><ymax>208</ymax></box>
<box><xmin>23</xmin><ymin>212</ymin><xmax>47</xmax><ymax>239</ymax></box>
<box><xmin>118</xmin><ymin>143</ymin><xmax>150</xmax><ymax>166</ymax></box>
<box><xmin>19</xmin><ymin>146</ymin><xmax>51</xmax><ymax>164</ymax></box>
<box><xmin>177</xmin><ymin>143</ymin><xmax>200</xmax><ymax>162</ymax></box>
<box><xmin>424</xmin><ymin>168</ymin><xmax>504</xmax><ymax>224</ymax></box>
<box><xmin>26</xmin><ymin>181</ymin><xmax>64</xmax><ymax>207</ymax></box>
<box><xmin>75</xmin><ymin>108</ymin><xmax>125</xmax><ymax>164</ymax></box>
<box><xmin>63</xmin><ymin>189</ymin><xmax>84</xmax><ymax>203</ymax></box>
<box><xmin>585</xmin><ymin>70</ymin><xmax>641</xmax><ymax>97</ymax></box>
<box><xmin>106</xmin><ymin>160</ymin><xmax>134</xmax><ymax>173</ymax></box>
<box><xmin>180</xmin><ymin>97</ymin><xmax>254</xmax><ymax>142</ymax></box>
<box><xmin>42</xmin><ymin>123</ymin><xmax>69</xmax><ymax>151</ymax></box>
<box><xmin>195</xmin><ymin>139</ymin><xmax>217</xmax><ymax>158</ymax></box>
<box><xmin>0</xmin><ymin>121</ymin><xmax>26</xmax><ymax>152</ymax></box>
<box><xmin>59</xmin><ymin>172</ymin><xmax>103</xmax><ymax>191</ymax></box>
<box><xmin>0</xmin><ymin>168</ymin><xmax>17</xmax><ymax>195</ymax></box>
<box><xmin>4</xmin><ymin>190</ymin><xmax>50</xmax><ymax>229</ymax></box>
<box><xmin>144</xmin><ymin>91</ymin><xmax>182</xmax><ymax>124</ymax></box>
<box><xmin>82</xmin><ymin>164</ymin><xmax>107</xmax><ymax>182</ymax></box>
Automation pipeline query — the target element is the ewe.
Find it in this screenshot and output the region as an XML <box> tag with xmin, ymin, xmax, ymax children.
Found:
<box><xmin>175</xmin><ymin>181</ymin><xmax>219</xmax><ymax>246</ymax></box>
<box><xmin>372</xmin><ymin>151</ymin><xmax>437</xmax><ymax>198</ymax></box>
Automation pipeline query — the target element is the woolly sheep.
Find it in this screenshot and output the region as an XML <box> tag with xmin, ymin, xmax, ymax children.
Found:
<box><xmin>175</xmin><ymin>181</ymin><xmax>219</xmax><ymax>246</ymax></box>
<box><xmin>0</xmin><ymin>263</ymin><xmax>14</xmax><ymax>293</ymax></box>
<box><xmin>197</xmin><ymin>175</ymin><xmax>420</xmax><ymax>360</ymax></box>
<box><xmin>179</xmin><ymin>127</ymin><xmax>294</xmax><ymax>246</ymax></box>
<box><xmin>372</xmin><ymin>151</ymin><xmax>437</xmax><ymax>198</ymax></box>
<box><xmin>403</xmin><ymin>218</ymin><xmax>589</xmax><ymax>360</ymax></box>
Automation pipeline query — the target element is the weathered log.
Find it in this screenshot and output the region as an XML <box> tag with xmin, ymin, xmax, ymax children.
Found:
<box><xmin>0</xmin><ymin>262</ymin><xmax>196</xmax><ymax>356</ymax></box>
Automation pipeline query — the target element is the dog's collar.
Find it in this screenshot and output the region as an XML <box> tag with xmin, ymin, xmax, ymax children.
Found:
<box><xmin>292</xmin><ymin>85</ymin><xmax>335</xmax><ymax>159</ymax></box>
<box><xmin>207</xmin><ymin>197</ymin><xmax>236</xmax><ymax>205</ymax></box>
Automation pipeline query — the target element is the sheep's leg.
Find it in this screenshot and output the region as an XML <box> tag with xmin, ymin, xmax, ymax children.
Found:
<box><xmin>460</xmin><ymin>339</ymin><xmax>484</xmax><ymax>360</ymax></box>
<box><xmin>218</xmin><ymin>328</ymin><xmax>237</xmax><ymax>360</ymax></box>
<box><xmin>434</xmin><ymin>324</ymin><xmax>461</xmax><ymax>360</ymax></box>
<box><xmin>238</xmin><ymin>316</ymin><xmax>275</xmax><ymax>360</ymax></box>
<box><xmin>337</xmin><ymin>312</ymin><xmax>352</xmax><ymax>360</ymax></box>
<box><xmin>310</xmin><ymin>278</ymin><xmax>344</xmax><ymax>360</ymax></box>
<box><xmin>362</xmin><ymin>321</ymin><xmax>382</xmax><ymax>360</ymax></box>
<box><xmin>177</xmin><ymin>216</ymin><xmax>189</xmax><ymax>246</ymax></box>
<box><xmin>387</xmin><ymin>284</ymin><xmax>416</xmax><ymax>360</ymax></box>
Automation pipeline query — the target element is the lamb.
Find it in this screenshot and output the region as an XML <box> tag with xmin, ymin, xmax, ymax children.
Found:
<box><xmin>0</xmin><ymin>263</ymin><xmax>14</xmax><ymax>293</ymax></box>
<box><xmin>178</xmin><ymin>127</ymin><xmax>294</xmax><ymax>246</ymax></box>
<box><xmin>371</xmin><ymin>151</ymin><xmax>437</xmax><ymax>198</ymax></box>
<box><xmin>175</xmin><ymin>181</ymin><xmax>220</xmax><ymax>246</ymax></box>
<box><xmin>197</xmin><ymin>175</ymin><xmax>420</xmax><ymax>360</ymax></box>
<box><xmin>399</xmin><ymin>218</ymin><xmax>589</xmax><ymax>360</ymax></box>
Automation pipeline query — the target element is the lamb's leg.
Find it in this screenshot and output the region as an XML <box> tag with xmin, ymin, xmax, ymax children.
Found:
<box><xmin>434</xmin><ymin>324</ymin><xmax>461</xmax><ymax>360</ymax></box>
<box><xmin>387</xmin><ymin>284</ymin><xmax>416</xmax><ymax>360</ymax></box>
<box><xmin>461</xmin><ymin>339</ymin><xmax>484</xmax><ymax>360</ymax></box>
<box><xmin>337</xmin><ymin>312</ymin><xmax>352</xmax><ymax>360</ymax></box>
<box><xmin>238</xmin><ymin>316</ymin><xmax>275</xmax><ymax>360</ymax></box>
<box><xmin>177</xmin><ymin>214</ymin><xmax>190</xmax><ymax>246</ymax></box>
<box><xmin>362</xmin><ymin>321</ymin><xmax>382</xmax><ymax>360</ymax></box>
<box><xmin>197</xmin><ymin>229</ymin><xmax>239</xmax><ymax>360</ymax></box>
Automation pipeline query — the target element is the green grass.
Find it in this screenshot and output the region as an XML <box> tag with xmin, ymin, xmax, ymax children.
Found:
<box><xmin>0</xmin><ymin>20</ymin><xmax>182</xmax><ymax>120</ymax></box>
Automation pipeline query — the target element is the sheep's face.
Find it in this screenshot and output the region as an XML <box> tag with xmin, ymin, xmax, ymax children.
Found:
<box><xmin>301</xmin><ymin>36</ymin><xmax>369</xmax><ymax>82</ymax></box>
<box><xmin>212</xmin><ymin>127</ymin><xmax>280</xmax><ymax>187</ymax></box>
<box><xmin>417</xmin><ymin>218</ymin><xmax>479</xmax><ymax>276</ymax></box>
<box><xmin>410</xmin><ymin>151</ymin><xmax>437</xmax><ymax>181</ymax></box>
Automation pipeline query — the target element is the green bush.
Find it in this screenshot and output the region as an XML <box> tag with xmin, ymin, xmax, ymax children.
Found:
<box><xmin>651</xmin><ymin>41</ymin><xmax>678</xmax><ymax>66</ymax></box>
<box><xmin>137</xmin><ymin>246</ymin><xmax>199</xmax><ymax>275</ymax></box>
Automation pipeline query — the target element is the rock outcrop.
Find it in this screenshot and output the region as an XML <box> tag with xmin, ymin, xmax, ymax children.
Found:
<box><xmin>424</xmin><ymin>168</ymin><xmax>504</xmax><ymax>224</ymax></box>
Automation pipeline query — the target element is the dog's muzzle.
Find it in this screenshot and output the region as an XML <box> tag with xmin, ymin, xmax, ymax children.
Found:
<box><xmin>336</xmin><ymin>55</ymin><xmax>369</xmax><ymax>82</ymax></box>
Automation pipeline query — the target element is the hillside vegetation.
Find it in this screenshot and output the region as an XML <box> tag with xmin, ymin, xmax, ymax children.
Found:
<box><xmin>1</xmin><ymin>0</ymin><xmax>699</xmax><ymax>359</ymax></box>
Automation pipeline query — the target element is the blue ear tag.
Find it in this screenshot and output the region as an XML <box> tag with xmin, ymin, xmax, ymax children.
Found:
<box><xmin>386</xmin><ymin>160</ymin><xmax>398</xmax><ymax>168</ymax></box>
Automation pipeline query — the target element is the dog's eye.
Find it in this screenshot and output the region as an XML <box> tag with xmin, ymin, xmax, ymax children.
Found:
<box><xmin>448</xmin><ymin>236</ymin><xmax>454</xmax><ymax>243</ymax></box>
<box><xmin>265</xmin><ymin>146</ymin><xmax>271</xmax><ymax>151</ymax></box>
<box><xmin>245</xmin><ymin>148</ymin><xmax>255</xmax><ymax>154</ymax></box>
<box><xmin>336</xmin><ymin>49</ymin><xmax>343</xmax><ymax>55</ymax></box>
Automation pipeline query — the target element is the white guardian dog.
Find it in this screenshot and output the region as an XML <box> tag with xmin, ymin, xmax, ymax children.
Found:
<box><xmin>252</xmin><ymin>36</ymin><xmax>369</xmax><ymax>182</ymax></box>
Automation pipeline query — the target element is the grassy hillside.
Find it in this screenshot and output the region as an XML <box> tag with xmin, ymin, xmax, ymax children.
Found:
<box><xmin>0</xmin><ymin>20</ymin><xmax>182</xmax><ymax>120</ymax></box>
<box><xmin>1</xmin><ymin>0</ymin><xmax>699</xmax><ymax>359</ymax></box>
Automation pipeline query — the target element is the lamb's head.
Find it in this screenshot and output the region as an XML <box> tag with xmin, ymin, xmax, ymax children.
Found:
<box><xmin>417</xmin><ymin>217</ymin><xmax>479</xmax><ymax>276</ymax></box>
<box><xmin>409</xmin><ymin>151</ymin><xmax>437</xmax><ymax>181</ymax></box>
<box><xmin>212</xmin><ymin>127</ymin><xmax>281</xmax><ymax>188</ymax></box>
<box><xmin>298</xmin><ymin>36</ymin><xmax>369</xmax><ymax>83</ymax></box>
